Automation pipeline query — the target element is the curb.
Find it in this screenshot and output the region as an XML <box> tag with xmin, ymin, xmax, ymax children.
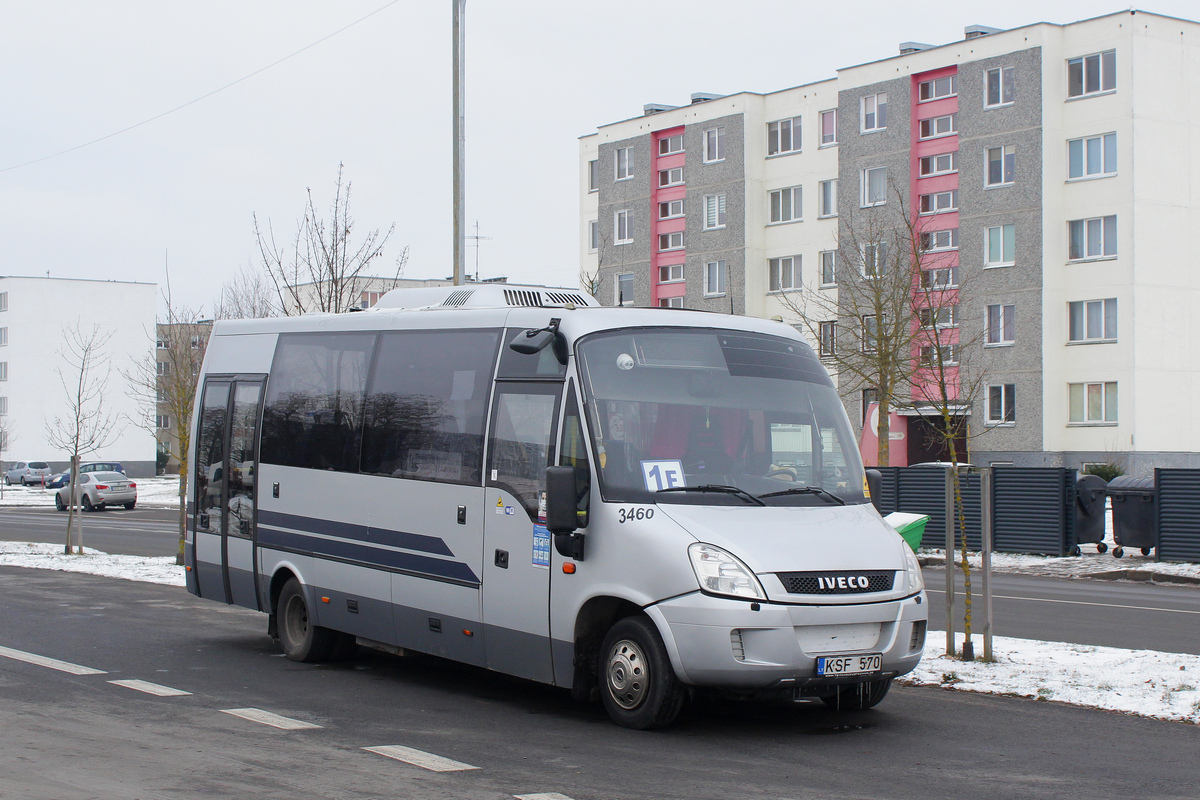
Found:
<box><xmin>919</xmin><ymin>554</ymin><xmax>1200</xmax><ymax>586</ymax></box>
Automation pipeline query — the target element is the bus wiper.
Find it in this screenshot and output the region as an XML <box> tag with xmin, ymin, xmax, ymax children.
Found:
<box><xmin>657</xmin><ymin>485</ymin><xmax>766</xmax><ymax>506</ymax></box>
<box><xmin>757</xmin><ymin>486</ymin><xmax>846</xmax><ymax>505</ymax></box>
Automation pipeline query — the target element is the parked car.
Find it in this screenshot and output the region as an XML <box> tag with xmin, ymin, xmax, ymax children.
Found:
<box><xmin>47</xmin><ymin>461</ymin><xmax>126</xmax><ymax>489</ymax></box>
<box><xmin>4</xmin><ymin>461</ymin><xmax>53</xmax><ymax>486</ymax></box>
<box><xmin>54</xmin><ymin>471</ymin><xmax>137</xmax><ymax>511</ymax></box>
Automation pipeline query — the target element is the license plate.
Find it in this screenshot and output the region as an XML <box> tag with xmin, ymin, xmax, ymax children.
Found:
<box><xmin>816</xmin><ymin>653</ymin><xmax>882</xmax><ymax>676</ymax></box>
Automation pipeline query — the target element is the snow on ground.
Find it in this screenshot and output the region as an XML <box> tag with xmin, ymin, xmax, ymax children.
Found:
<box><xmin>0</xmin><ymin>476</ymin><xmax>182</xmax><ymax>509</ymax></box>
<box><xmin>0</xmin><ymin>542</ymin><xmax>184</xmax><ymax>586</ymax></box>
<box><xmin>901</xmin><ymin>634</ymin><xmax>1200</xmax><ymax>725</ymax></box>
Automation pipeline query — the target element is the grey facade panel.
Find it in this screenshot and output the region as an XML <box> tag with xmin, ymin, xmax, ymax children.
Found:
<box><xmin>597</xmin><ymin>131</ymin><xmax>653</xmax><ymax>306</ymax></box>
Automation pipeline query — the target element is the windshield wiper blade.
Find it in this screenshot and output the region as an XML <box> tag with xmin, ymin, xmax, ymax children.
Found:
<box><xmin>757</xmin><ymin>486</ymin><xmax>846</xmax><ymax>505</ymax></box>
<box><xmin>657</xmin><ymin>484</ymin><xmax>766</xmax><ymax>506</ymax></box>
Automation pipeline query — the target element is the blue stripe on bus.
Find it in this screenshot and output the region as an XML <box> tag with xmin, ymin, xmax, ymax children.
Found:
<box><xmin>257</xmin><ymin>526</ymin><xmax>480</xmax><ymax>586</ymax></box>
<box><xmin>257</xmin><ymin>509</ymin><xmax>454</xmax><ymax>557</ymax></box>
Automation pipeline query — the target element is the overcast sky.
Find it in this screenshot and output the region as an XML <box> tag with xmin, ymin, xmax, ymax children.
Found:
<box><xmin>3</xmin><ymin>1</ymin><xmax>1196</xmax><ymax>315</ymax></box>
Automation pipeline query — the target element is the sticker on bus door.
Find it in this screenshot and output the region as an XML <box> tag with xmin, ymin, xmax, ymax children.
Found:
<box><xmin>640</xmin><ymin>460</ymin><xmax>685</xmax><ymax>492</ymax></box>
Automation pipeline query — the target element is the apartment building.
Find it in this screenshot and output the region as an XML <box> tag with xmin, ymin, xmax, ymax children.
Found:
<box><xmin>0</xmin><ymin>276</ymin><xmax>158</xmax><ymax>477</ymax></box>
<box><xmin>580</xmin><ymin>10</ymin><xmax>1200</xmax><ymax>473</ymax></box>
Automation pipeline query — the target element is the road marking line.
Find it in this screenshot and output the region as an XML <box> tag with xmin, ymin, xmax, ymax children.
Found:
<box><xmin>220</xmin><ymin>708</ymin><xmax>322</xmax><ymax>730</ymax></box>
<box><xmin>924</xmin><ymin>588</ymin><xmax>1200</xmax><ymax>615</ymax></box>
<box><xmin>0</xmin><ymin>645</ymin><xmax>106</xmax><ymax>675</ymax></box>
<box><xmin>363</xmin><ymin>745</ymin><xmax>479</xmax><ymax>772</ymax></box>
<box><xmin>515</xmin><ymin>794</ymin><xmax>576</xmax><ymax>800</ymax></box>
<box><xmin>108</xmin><ymin>679</ymin><xmax>191</xmax><ymax>697</ymax></box>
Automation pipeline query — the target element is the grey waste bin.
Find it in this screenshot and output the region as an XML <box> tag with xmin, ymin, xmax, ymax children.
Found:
<box><xmin>1105</xmin><ymin>475</ymin><xmax>1157</xmax><ymax>558</ymax></box>
<box><xmin>1073</xmin><ymin>474</ymin><xmax>1108</xmax><ymax>555</ymax></box>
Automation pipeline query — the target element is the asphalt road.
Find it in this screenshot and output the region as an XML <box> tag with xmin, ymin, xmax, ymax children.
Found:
<box><xmin>0</xmin><ymin>507</ymin><xmax>180</xmax><ymax>557</ymax></box>
<box><xmin>1</xmin><ymin>567</ymin><xmax>1197</xmax><ymax>800</ymax></box>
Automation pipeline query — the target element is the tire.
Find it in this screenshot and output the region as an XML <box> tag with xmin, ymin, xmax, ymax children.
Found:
<box><xmin>81</xmin><ymin>495</ymin><xmax>94</xmax><ymax>512</ymax></box>
<box><xmin>55</xmin><ymin>494</ymin><xmax>66</xmax><ymax>511</ymax></box>
<box><xmin>276</xmin><ymin>578</ymin><xmax>337</xmax><ymax>662</ymax></box>
<box><xmin>1113</xmin><ymin>546</ymin><xmax>1124</xmax><ymax>558</ymax></box>
<box><xmin>599</xmin><ymin>616</ymin><xmax>687</xmax><ymax>730</ymax></box>
<box><xmin>1097</xmin><ymin>542</ymin><xmax>1108</xmax><ymax>554</ymax></box>
<box><xmin>124</xmin><ymin>502</ymin><xmax>136</xmax><ymax>510</ymax></box>
<box><xmin>1069</xmin><ymin>545</ymin><xmax>1082</xmax><ymax>557</ymax></box>
<box><xmin>1141</xmin><ymin>547</ymin><xmax>1152</xmax><ymax>557</ymax></box>
<box><xmin>3</xmin><ymin>476</ymin><xmax>9</xmax><ymax>486</ymax></box>
<box><xmin>19</xmin><ymin>477</ymin><xmax>27</xmax><ymax>486</ymax></box>
<box><xmin>820</xmin><ymin>677</ymin><xmax>893</xmax><ymax>711</ymax></box>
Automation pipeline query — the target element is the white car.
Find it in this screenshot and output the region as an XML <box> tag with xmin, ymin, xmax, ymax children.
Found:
<box><xmin>54</xmin><ymin>471</ymin><xmax>137</xmax><ymax>511</ymax></box>
<box><xmin>4</xmin><ymin>461</ymin><xmax>53</xmax><ymax>485</ymax></box>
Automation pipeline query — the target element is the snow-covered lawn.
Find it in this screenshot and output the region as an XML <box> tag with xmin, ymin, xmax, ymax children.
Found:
<box><xmin>1</xmin><ymin>540</ymin><xmax>1197</xmax><ymax>726</ymax></box>
<box><xmin>0</xmin><ymin>476</ymin><xmax>183</xmax><ymax>508</ymax></box>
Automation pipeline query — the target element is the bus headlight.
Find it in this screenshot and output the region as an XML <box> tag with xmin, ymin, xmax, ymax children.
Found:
<box><xmin>688</xmin><ymin>543</ymin><xmax>767</xmax><ymax>601</ymax></box>
<box><xmin>905</xmin><ymin>548</ymin><xmax>925</xmax><ymax>593</ymax></box>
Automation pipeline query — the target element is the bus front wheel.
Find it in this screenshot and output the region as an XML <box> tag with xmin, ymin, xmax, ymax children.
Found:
<box><xmin>277</xmin><ymin>578</ymin><xmax>337</xmax><ymax>662</ymax></box>
<box><xmin>599</xmin><ymin>616</ymin><xmax>687</xmax><ymax>730</ymax></box>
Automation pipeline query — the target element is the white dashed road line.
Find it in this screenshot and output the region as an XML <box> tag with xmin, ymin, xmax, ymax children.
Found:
<box><xmin>363</xmin><ymin>744</ymin><xmax>480</xmax><ymax>772</ymax></box>
<box><xmin>514</xmin><ymin>794</ymin><xmax>576</xmax><ymax>800</ymax></box>
<box><xmin>220</xmin><ymin>708</ymin><xmax>323</xmax><ymax>730</ymax></box>
<box><xmin>0</xmin><ymin>645</ymin><xmax>106</xmax><ymax>675</ymax></box>
<box><xmin>108</xmin><ymin>679</ymin><xmax>192</xmax><ymax>697</ymax></box>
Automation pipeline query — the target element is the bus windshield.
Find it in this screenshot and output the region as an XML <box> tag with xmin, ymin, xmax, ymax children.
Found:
<box><xmin>576</xmin><ymin>328</ymin><xmax>868</xmax><ymax>507</ymax></box>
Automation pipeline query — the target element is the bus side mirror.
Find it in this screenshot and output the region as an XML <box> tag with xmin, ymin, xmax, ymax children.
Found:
<box><xmin>546</xmin><ymin>465</ymin><xmax>585</xmax><ymax>560</ymax></box>
<box><xmin>865</xmin><ymin>468</ymin><xmax>883</xmax><ymax>512</ymax></box>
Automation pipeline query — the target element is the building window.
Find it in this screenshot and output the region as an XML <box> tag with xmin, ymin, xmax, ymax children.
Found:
<box><xmin>861</xmin><ymin>315</ymin><xmax>878</xmax><ymax>353</ymax></box>
<box><xmin>919</xmin><ymin>190</ymin><xmax>957</xmax><ymax>214</ymax></box>
<box><xmin>156</xmin><ymin>338</ymin><xmax>167</xmax><ymax>349</ymax></box>
<box><xmin>588</xmin><ymin>159</ymin><xmax>599</xmax><ymax>192</ymax></box>
<box><xmin>703</xmin><ymin>127</ymin><xmax>725</xmax><ymax>163</ymax></box>
<box><xmin>919</xmin><ymin>114</ymin><xmax>956</xmax><ymax>140</ymax></box>
<box><xmin>985</xmin><ymin>67</ymin><xmax>1015</xmax><ymax>107</ymax></box>
<box><xmin>658</xmin><ymin>135</ymin><xmax>683</xmax><ymax>155</ymax></box>
<box><xmin>985</xmin><ymin>224</ymin><xmax>1016</xmax><ymax>266</ymax></box>
<box><xmin>921</xmin><ymin>228</ymin><xmax>958</xmax><ymax>252</ymax></box>
<box><xmin>861</xmin><ymin>242</ymin><xmax>887</xmax><ymax>277</ymax></box>
<box><xmin>919</xmin><ymin>152</ymin><xmax>957</xmax><ymax>177</ymax></box>
<box><xmin>919</xmin><ymin>306</ymin><xmax>958</xmax><ymax>330</ymax></box>
<box><xmin>156</xmin><ymin>387</ymin><xmax>166</xmax><ymax>402</ymax></box>
<box><xmin>1068</xmin><ymin>50</ymin><xmax>1116</xmax><ymax>98</ymax></box>
<box><xmin>769</xmin><ymin>186</ymin><xmax>802</xmax><ymax>223</ymax></box>
<box><xmin>658</xmin><ymin>264</ymin><xmax>684</xmax><ymax>283</ymax></box>
<box><xmin>658</xmin><ymin>199</ymin><xmax>684</xmax><ymax>219</ymax></box>
<box><xmin>987</xmin><ymin>303</ymin><xmax>1016</xmax><ymax>345</ymax></box>
<box><xmin>588</xmin><ymin>220</ymin><xmax>599</xmax><ymax>252</ymax></box>
<box><xmin>818</xmin><ymin>321</ymin><xmax>836</xmax><ymax>356</ymax></box>
<box><xmin>616</xmin><ymin>273</ymin><xmax>634</xmax><ymax>306</ymax></box>
<box><xmin>703</xmin><ymin>194</ymin><xmax>726</xmax><ymax>230</ymax></box>
<box><xmin>1068</xmin><ymin>216</ymin><xmax>1117</xmax><ymax>260</ymax></box>
<box><xmin>156</xmin><ymin>361</ymin><xmax>170</xmax><ymax>377</ymax></box>
<box><xmin>820</xmin><ymin>109</ymin><xmax>837</xmax><ymax>146</ymax></box>
<box><xmin>659</xmin><ymin>296</ymin><xmax>683</xmax><ymax>308</ymax></box>
<box><xmin>1068</xmin><ymin>133</ymin><xmax>1117</xmax><ymax>179</ymax></box>
<box><xmin>861</xmin><ymin>93</ymin><xmax>887</xmax><ymax>133</ymax></box>
<box><xmin>614</xmin><ymin>210</ymin><xmax>633</xmax><ymax>244</ymax></box>
<box><xmin>860</xmin><ymin>167</ymin><xmax>887</xmax><ymax>207</ymax></box>
<box><xmin>615</xmin><ymin>147</ymin><xmax>633</xmax><ymax>180</ymax></box>
<box><xmin>0</xmin><ymin>396</ymin><xmax>6</xmax><ymax>415</ymax></box>
<box><xmin>768</xmin><ymin>256</ymin><xmax>798</xmax><ymax>292</ymax></box>
<box><xmin>918</xmin><ymin>75</ymin><xmax>957</xmax><ymax>102</ymax></box>
<box><xmin>704</xmin><ymin>261</ymin><xmax>727</xmax><ymax>296</ymax></box>
<box><xmin>659</xmin><ymin>232</ymin><xmax>684</xmax><ymax>252</ymax></box>
<box><xmin>986</xmin><ymin>145</ymin><xmax>1016</xmax><ymax>186</ymax></box>
<box><xmin>1069</xmin><ymin>382</ymin><xmax>1118</xmax><ymax>423</ymax></box>
<box><xmin>658</xmin><ymin>167</ymin><xmax>684</xmax><ymax>187</ymax></box>
<box><xmin>767</xmin><ymin>117</ymin><xmax>801</xmax><ymax>156</ymax></box>
<box><xmin>0</xmin><ymin>292</ymin><xmax>7</xmax><ymax>312</ymax></box>
<box><xmin>921</xmin><ymin>267</ymin><xmax>958</xmax><ymax>289</ymax></box>
<box><xmin>156</xmin><ymin>415</ymin><xmax>171</xmax><ymax>429</ymax></box>
<box><xmin>920</xmin><ymin>344</ymin><xmax>959</xmax><ymax>367</ymax></box>
<box><xmin>0</xmin><ymin>328</ymin><xmax>6</xmax><ymax>346</ymax></box>
<box><xmin>820</xmin><ymin>251</ymin><xmax>836</xmax><ymax>286</ymax></box>
<box><xmin>0</xmin><ymin>362</ymin><xmax>7</xmax><ymax>380</ymax></box>
<box><xmin>818</xmin><ymin>179</ymin><xmax>837</xmax><ymax>218</ymax></box>
<box><xmin>1069</xmin><ymin>298</ymin><xmax>1117</xmax><ymax>342</ymax></box>
<box><xmin>987</xmin><ymin>384</ymin><xmax>1016</xmax><ymax>424</ymax></box>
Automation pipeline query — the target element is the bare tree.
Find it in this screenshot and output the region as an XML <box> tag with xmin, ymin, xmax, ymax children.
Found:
<box><xmin>254</xmin><ymin>163</ymin><xmax>406</xmax><ymax>315</ymax></box>
<box><xmin>122</xmin><ymin>281</ymin><xmax>209</xmax><ymax>565</ymax></box>
<box><xmin>46</xmin><ymin>323</ymin><xmax>122</xmax><ymax>554</ymax></box>
<box><xmin>214</xmin><ymin>261</ymin><xmax>278</xmax><ymax>320</ymax></box>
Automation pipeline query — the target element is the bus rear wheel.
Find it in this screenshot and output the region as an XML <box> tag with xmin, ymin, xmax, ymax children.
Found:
<box><xmin>599</xmin><ymin>616</ymin><xmax>687</xmax><ymax>730</ymax></box>
<box><xmin>277</xmin><ymin>578</ymin><xmax>337</xmax><ymax>662</ymax></box>
<box><xmin>820</xmin><ymin>678</ymin><xmax>892</xmax><ymax>711</ymax></box>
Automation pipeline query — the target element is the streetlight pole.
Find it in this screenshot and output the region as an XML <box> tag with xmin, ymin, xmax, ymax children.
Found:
<box><xmin>452</xmin><ymin>0</ymin><xmax>466</xmax><ymax>286</ymax></box>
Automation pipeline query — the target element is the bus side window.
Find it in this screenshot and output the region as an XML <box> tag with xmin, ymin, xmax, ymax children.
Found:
<box><xmin>561</xmin><ymin>383</ymin><xmax>590</xmax><ymax>528</ymax></box>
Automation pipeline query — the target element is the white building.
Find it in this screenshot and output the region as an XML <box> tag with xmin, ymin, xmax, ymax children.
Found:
<box><xmin>0</xmin><ymin>276</ymin><xmax>158</xmax><ymax>477</ymax></box>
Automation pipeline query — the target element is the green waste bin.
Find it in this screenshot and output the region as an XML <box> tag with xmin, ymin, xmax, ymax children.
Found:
<box><xmin>885</xmin><ymin>511</ymin><xmax>930</xmax><ymax>553</ymax></box>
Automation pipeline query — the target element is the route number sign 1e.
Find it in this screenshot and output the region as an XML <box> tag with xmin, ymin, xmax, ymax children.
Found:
<box><xmin>641</xmin><ymin>460</ymin><xmax>685</xmax><ymax>492</ymax></box>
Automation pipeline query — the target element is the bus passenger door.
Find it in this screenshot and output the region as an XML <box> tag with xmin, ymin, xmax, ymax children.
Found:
<box><xmin>194</xmin><ymin>381</ymin><xmax>230</xmax><ymax>602</ymax></box>
<box><xmin>482</xmin><ymin>382</ymin><xmax>561</xmax><ymax>683</ymax></box>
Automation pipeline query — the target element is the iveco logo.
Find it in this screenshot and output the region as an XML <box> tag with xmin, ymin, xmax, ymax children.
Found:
<box><xmin>819</xmin><ymin>575</ymin><xmax>870</xmax><ymax>590</ymax></box>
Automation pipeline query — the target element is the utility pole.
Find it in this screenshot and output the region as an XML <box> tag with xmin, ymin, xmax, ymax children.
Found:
<box><xmin>452</xmin><ymin>0</ymin><xmax>466</xmax><ymax>286</ymax></box>
<box><xmin>467</xmin><ymin>220</ymin><xmax>491</xmax><ymax>282</ymax></box>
